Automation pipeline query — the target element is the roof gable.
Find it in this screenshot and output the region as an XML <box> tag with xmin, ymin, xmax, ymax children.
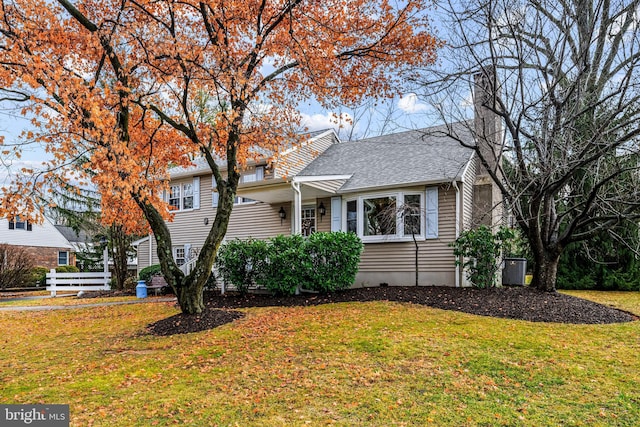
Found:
<box><xmin>297</xmin><ymin>123</ymin><xmax>475</xmax><ymax>192</ymax></box>
<box><xmin>0</xmin><ymin>217</ymin><xmax>73</xmax><ymax>249</ymax></box>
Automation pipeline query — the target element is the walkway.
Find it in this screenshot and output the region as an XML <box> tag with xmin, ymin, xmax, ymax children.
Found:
<box><xmin>0</xmin><ymin>297</ymin><xmax>177</xmax><ymax>312</ymax></box>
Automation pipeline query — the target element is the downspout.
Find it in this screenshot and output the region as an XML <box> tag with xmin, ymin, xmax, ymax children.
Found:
<box><xmin>453</xmin><ymin>180</ymin><xmax>461</xmax><ymax>287</ymax></box>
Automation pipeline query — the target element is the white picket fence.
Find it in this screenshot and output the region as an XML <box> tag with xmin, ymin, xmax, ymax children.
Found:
<box><xmin>46</xmin><ymin>269</ymin><xmax>111</xmax><ymax>296</ymax></box>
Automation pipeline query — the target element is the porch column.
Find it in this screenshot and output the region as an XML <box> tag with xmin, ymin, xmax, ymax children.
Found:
<box><xmin>292</xmin><ymin>181</ymin><xmax>302</xmax><ymax>234</ymax></box>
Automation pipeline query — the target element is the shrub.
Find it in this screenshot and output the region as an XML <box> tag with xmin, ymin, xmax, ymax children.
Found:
<box><xmin>0</xmin><ymin>244</ymin><xmax>35</xmax><ymax>289</ymax></box>
<box><xmin>139</xmin><ymin>264</ymin><xmax>162</xmax><ymax>284</ymax></box>
<box><xmin>304</xmin><ymin>232</ymin><xmax>363</xmax><ymax>292</ymax></box>
<box><xmin>215</xmin><ymin>233</ymin><xmax>364</xmax><ymax>296</ymax></box>
<box><xmin>215</xmin><ymin>238</ymin><xmax>268</xmax><ymax>294</ymax></box>
<box><xmin>257</xmin><ymin>234</ymin><xmax>307</xmax><ymax>296</ymax></box>
<box><xmin>56</xmin><ymin>265</ymin><xmax>80</xmax><ymax>273</ymax></box>
<box><xmin>451</xmin><ymin>226</ymin><xmax>514</xmax><ymax>288</ymax></box>
<box><xmin>30</xmin><ymin>266</ymin><xmax>50</xmax><ymax>287</ymax></box>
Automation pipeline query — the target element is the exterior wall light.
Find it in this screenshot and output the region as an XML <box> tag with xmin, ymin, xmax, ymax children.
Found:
<box><xmin>318</xmin><ymin>201</ymin><xmax>326</xmax><ymax>221</ymax></box>
<box><xmin>279</xmin><ymin>206</ymin><xmax>286</xmax><ymax>225</ymax></box>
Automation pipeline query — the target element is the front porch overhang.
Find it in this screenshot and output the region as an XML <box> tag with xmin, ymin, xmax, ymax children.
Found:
<box><xmin>291</xmin><ymin>175</ymin><xmax>352</xmax><ymax>234</ymax></box>
<box><xmin>236</xmin><ymin>174</ymin><xmax>352</xmax><ymax>234</ymax></box>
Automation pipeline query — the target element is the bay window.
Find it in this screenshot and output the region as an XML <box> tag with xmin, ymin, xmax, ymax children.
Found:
<box><xmin>344</xmin><ymin>187</ymin><xmax>437</xmax><ymax>242</ymax></box>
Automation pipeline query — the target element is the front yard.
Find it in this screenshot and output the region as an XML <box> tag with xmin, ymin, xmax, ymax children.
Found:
<box><xmin>0</xmin><ymin>291</ymin><xmax>638</xmax><ymax>426</ymax></box>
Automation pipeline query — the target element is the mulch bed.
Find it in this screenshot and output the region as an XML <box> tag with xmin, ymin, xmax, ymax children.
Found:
<box><xmin>146</xmin><ymin>286</ymin><xmax>638</xmax><ymax>336</ymax></box>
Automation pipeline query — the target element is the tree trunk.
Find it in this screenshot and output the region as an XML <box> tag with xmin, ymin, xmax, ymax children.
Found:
<box><xmin>530</xmin><ymin>250</ymin><xmax>561</xmax><ymax>292</ymax></box>
<box><xmin>175</xmin><ymin>280</ymin><xmax>205</xmax><ymax>314</ymax></box>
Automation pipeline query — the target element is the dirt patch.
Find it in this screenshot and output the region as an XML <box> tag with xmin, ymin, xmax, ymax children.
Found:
<box><xmin>146</xmin><ymin>286</ymin><xmax>637</xmax><ymax>336</ymax></box>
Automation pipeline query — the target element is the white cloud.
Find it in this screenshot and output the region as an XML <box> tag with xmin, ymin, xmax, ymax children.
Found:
<box><xmin>0</xmin><ymin>159</ymin><xmax>46</xmax><ymax>186</ymax></box>
<box><xmin>398</xmin><ymin>93</ymin><xmax>429</xmax><ymax>113</ymax></box>
<box><xmin>300</xmin><ymin>112</ymin><xmax>353</xmax><ymax>133</ymax></box>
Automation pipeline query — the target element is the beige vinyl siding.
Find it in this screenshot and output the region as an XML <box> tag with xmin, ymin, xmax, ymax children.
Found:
<box><xmin>355</xmin><ymin>184</ymin><xmax>457</xmax><ymax>286</ymax></box>
<box><xmin>136</xmin><ymin>239</ymin><xmax>151</xmax><ymax>273</ymax></box>
<box><xmin>168</xmin><ymin>174</ymin><xmax>291</xmax><ymax>248</ymax></box>
<box><xmin>275</xmin><ymin>132</ymin><xmax>337</xmax><ymax>178</ymax></box>
<box><xmin>226</xmin><ymin>202</ymin><xmax>292</xmax><ymax>239</ymax></box>
<box><xmin>315</xmin><ymin>197</ymin><xmax>332</xmax><ymax>233</ymax></box>
<box><xmin>138</xmin><ymin>174</ymin><xmax>293</xmax><ymax>272</ymax></box>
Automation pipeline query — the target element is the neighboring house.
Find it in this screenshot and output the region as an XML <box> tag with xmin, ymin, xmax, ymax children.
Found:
<box><xmin>136</xmin><ymin>81</ymin><xmax>504</xmax><ymax>287</ymax></box>
<box><xmin>0</xmin><ymin>217</ymin><xmax>75</xmax><ymax>269</ymax></box>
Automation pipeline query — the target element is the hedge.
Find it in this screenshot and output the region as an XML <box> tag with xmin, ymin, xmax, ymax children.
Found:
<box><xmin>215</xmin><ymin>232</ymin><xmax>363</xmax><ymax>296</ymax></box>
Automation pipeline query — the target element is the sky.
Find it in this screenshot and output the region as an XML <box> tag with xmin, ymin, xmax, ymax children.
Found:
<box><xmin>0</xmin><ymin>3</ymin><xmax>456</xmax><ymax>186</ymax></box>
<box><xmin>0</xmin><ymin>92</ymin><xmax>445</xmax><ymax>185</ymax></box>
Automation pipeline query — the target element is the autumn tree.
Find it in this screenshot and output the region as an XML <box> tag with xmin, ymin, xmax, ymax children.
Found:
<box><xmin>421</xmin><ymin>0</ymin><xmax>640</xmax><ymax>291</ymax></box>
<box><xmin>49</xmin><ymin>182</ymin><xmax>143</xmax><ymax>288</ymax></box>
<box><xmin>0</xmin><ymin>0</ymin><xmax>441</xmax><ymax>313</ymax></box>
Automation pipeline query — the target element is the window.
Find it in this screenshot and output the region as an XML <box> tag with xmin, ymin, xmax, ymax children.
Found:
<box><xmin>345</xmin><ymin>189</ymin><xmax>436</xmax><ymax>242</ymax></box>
<box><xmin>182</xmin><ymin>183</ymin><xmax>194</xmax><ymax>209</ymax></box>
<box><xmin>58</xmin><ymin>251</ymin><xmax>69</xmax><ymax>266</ymax></box>
<box><xmin>363</xmin><ymin>196</ymin><xmax>396</xmax><ymax>236</ymax></box>
<box><xmin>169</xmin><ymin>185</ymin><xmax>181</xmax><ymax>210</ymax></box>
<box><xmin>167</xmin><ymin>177</ymin><xmax>200</xmax><ymax>211</ymax></box>
<box><xmin>301</xmin><ymin>206</ymin><xmax>316</xmax><ymax>236</ymax></box>
<box><xmin>234</xmin><ymin>197</ymin><xmax>257</xmax><ymax>205</ymax></box>
<box><xmin>346</xmin><ymin>200</ymin><xmax>357</xmax><ymax>233</ymax></box>
<box><xmin>403</xmin><ymin>194</ymin><xmax>422</xmax><ymax>236</ymax></box>
<box><xmin>242</xmin><ymin>166</ymin><xmax>265</xmax><ymax>183</ymax></box>
<box><xmin>8</xmin><ymin>218</ymin><xmax>32</xmax><ymax>231</ymax></box>
<box><xmin>174</xmin><ymin>247</ymin><xmax>185</xmax><ymax>267</ymax></box>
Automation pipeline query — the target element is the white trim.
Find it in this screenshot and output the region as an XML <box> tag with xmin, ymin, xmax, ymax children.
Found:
<box><xmin>331</xmin><ymin>196</ymin><xmax>342</xmax><ymax>232</ymax></box>
<box><xmin>344</xmin><ymin>189</ymin><xmax>426</xmax><ymax>243</ymax></box>
<box><xmin>453</xmin><ymin>181</ymin><xmax>461</xmax><ymax>287</ymax></box>
<box><xmin>425</xmin><ymin>187</ymin><xmax>439</xmax><ymax>239</ymax></box>
<box><xmin>460</xmin><ymin>152</ymin><xmax>474</xmax><ymax>183</ymax></box>
<box><xmin>292</xmin><ymin>181</ymin><xmax>302</xmax><ymax>234</ymax></box>
<box><xmin>292</xmin><ymin>174</ymin><xmax>353</xmax><ymax>184</ymax></box>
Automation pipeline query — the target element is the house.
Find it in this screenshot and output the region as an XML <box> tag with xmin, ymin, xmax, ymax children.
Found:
<box><xmin>0</xmin><ymin>216</ymin><xmax>76</xmax><ymax>269</ymax></box>
<box><xmin>136</xmin><ymin>77</ymin><xmax>503</xmax><ymax>287</ymax></box>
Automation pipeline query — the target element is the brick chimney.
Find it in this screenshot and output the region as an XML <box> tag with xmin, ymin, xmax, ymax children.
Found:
<box><xmin>472</xmin><ymin>67</ymin><xmax>504</xmax><ymax>228</ymax></box>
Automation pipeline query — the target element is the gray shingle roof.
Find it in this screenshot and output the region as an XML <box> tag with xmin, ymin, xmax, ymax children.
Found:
<box><xmin>297</xmin><ymin>123</ymin><xmax>475</xmax><ymax>192</ymax></box>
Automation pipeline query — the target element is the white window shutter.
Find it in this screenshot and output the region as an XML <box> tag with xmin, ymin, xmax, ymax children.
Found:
<box><xmin>212</xmin><ymin>176</ymin><xmax>219</xmax><ymax>207</ymax></box>
<box><xmin>184</xmin><ymin>243</ymin><xmax>192</xmax><ymax>261</ymax></box>
<box><xmin>192</xmin><ymin>177</ymin><xmax>200</xmax><ymax>209</ymax></box>
<box><xmin>331</xmin><ymin>196</ymin><xmax>342</xmax><ymax>232</ymax></box>
<box><xmin>426</xmin><ymin>187</ymin><xmax>438</xmax><ymax>238</ymax></box>
<box><xmin>256</xmin><ymin>166</ymin><xmax>264</xmax><ymax>181</ymax></box>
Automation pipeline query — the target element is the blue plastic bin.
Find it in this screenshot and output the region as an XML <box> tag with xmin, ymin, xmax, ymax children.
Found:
<box><xmin>136</xmin><ymin>280</ymin><xmax>148</xmax><ymax>298</ymax></box>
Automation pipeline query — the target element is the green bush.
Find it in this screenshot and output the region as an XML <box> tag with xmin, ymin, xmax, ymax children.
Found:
<box><xmin>304</xmin><ymin>232</ymin><xmax>363</xmax><ymax>293</ymax></box>
<box><xmin>451</xmin><ymin>226</ymin><xmax>514</xmax><ymax>288</ymax></box>
<box><xmin>55</xmin><ymin>265</ymin><xmax>80</xmax><ymax>273</ymax></box>
<box><xmin>215</xmin><ymin>233</ymin><xmax>364</xmax><ymax>296</ymax></box>
<box><xmin>215</xmin><ymin>239</ymin><xmax>268</xmax><ymax>294</ymax></box>
<box><xmin>257</xmin><ymin>234</ymin><xmax>307</xmax><ymax>296</ymax></box>
<box><xmin>138</xmin><ymin>264</ymin><xmax>162</xmax><ymax>284</ymax></box>
<box><xmin>30</xmin><ymin>266</ymin><xmax>50</xmax><ymax>287</ymax></box>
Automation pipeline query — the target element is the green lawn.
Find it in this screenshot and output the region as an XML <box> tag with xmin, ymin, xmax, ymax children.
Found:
<box><xmin>1</xmin><ymin>292</ymin><xmax>639</xmax><ymax>426</ymax></box>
